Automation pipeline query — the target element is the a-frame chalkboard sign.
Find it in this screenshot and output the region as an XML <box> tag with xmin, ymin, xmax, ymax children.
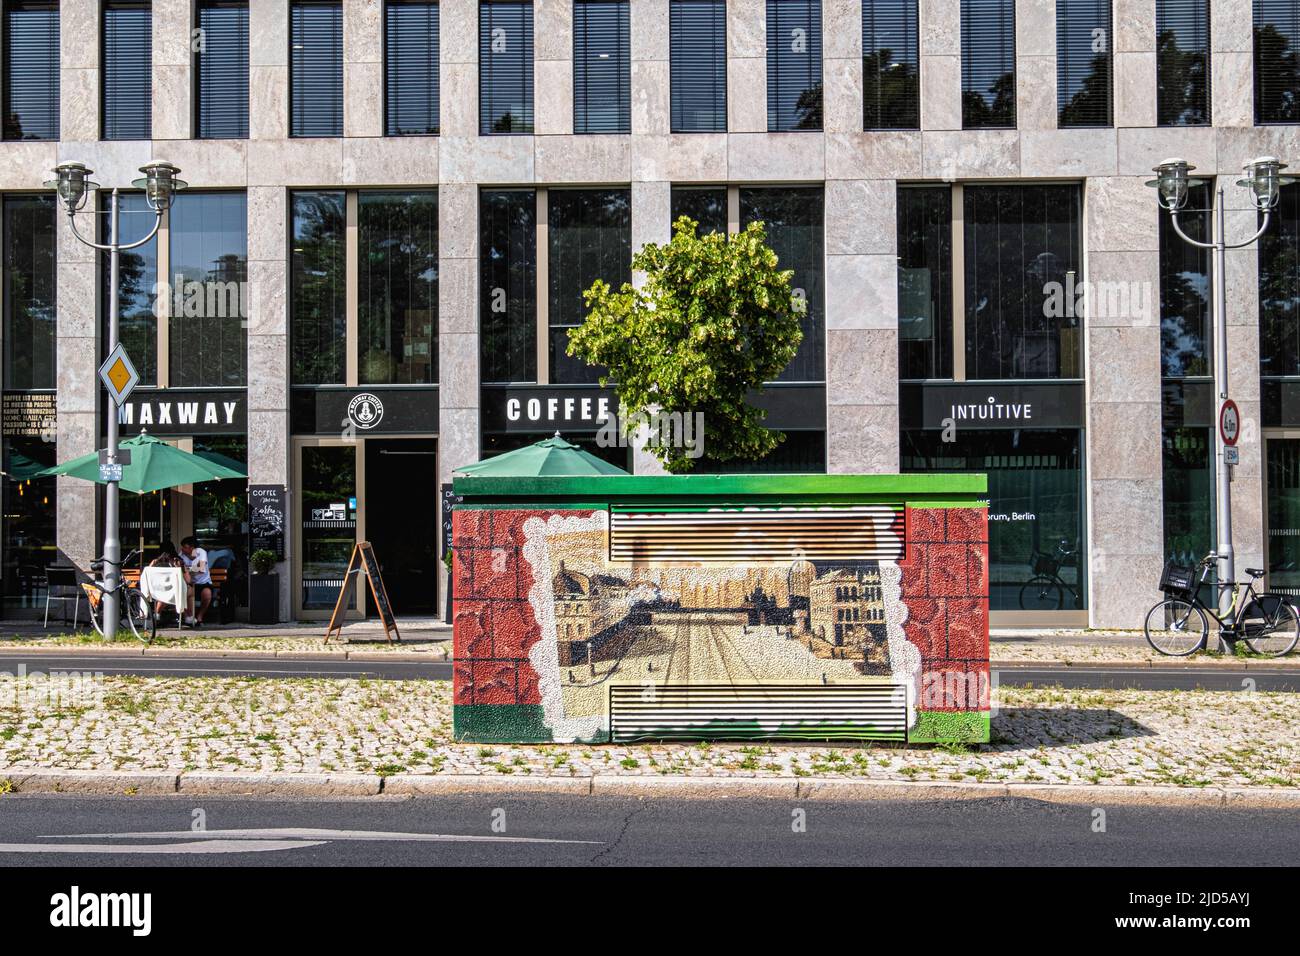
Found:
<box><xmin>325</xmin><ymin>541</ymin><xmax>401</xmax><ymax>643</ymax></box>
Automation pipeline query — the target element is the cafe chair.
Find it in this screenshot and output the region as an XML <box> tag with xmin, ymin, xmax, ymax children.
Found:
<box><xmin>43</xmin><ymin>566</ymin><xmax>86</xmax><ymax>629</ymax></box>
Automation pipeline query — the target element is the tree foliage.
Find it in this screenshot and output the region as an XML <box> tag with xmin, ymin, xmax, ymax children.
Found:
<box><xmin>566</xmin><ymin>216</ymin><xmax>803</xmax><ymax>472</ymax></box>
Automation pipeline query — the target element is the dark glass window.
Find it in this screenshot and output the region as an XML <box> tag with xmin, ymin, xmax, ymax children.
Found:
<box><xmin>1255</xmin><ymin>0</ymin><xmax>1300</xmax><ymax>124</ymax></box>
<box><xmin>767</xmin><ymin>0</ymin><xmax>822</xmax><ymax>131</ymax></box>
<box><xmin>386</xmin><ymin>0</ymin><xmax>440</xmax><ymax>135</ymax></box>
<box><xmin>1163</xmin><ymin>422</ymin><xmax>1215</xmax><ymax>568</ymax></box>
<box><xmin>101</xmin><ymin>193</ymin><xmax>159</xmax><ymax>386</ymax></box>
<box><xmin>961</xmin><ymin>0</ymin><xmax>1016</xmax><ymax>128</ymax></box>
<box><xmin>671</xmin><ymin>186</ymin><xmax>728</xmax><ymax>235</ymax></box>
<box><xmin>197</xmin><ymin>1</ymin><xmax>250</xmax><ymax>139</ymax></box>
<box><xmin>358</xmin><ymin>191</ymin><xmax>439</xmax><ymax>385</ymax></box>
<box><xmin>1268</xmin><ymin>439</ymin><xmax>1300</xmax><ymax>596</ymax></box>
<box><xmin>740</xmin><ymin>186</ymin><xmax>824</xmax><ymax>382</ymax></box>
<box><xmin>291</xmin><ymin>1</ymin><xmax>343</xmax><ymax>137</ymax></box>
<box><xmin>192</xmin><ymin>436</ymin><xmax>248</xmax><ymax>564</ymax></box>
<box><xmin>291</xmin><ymin>191</ymin><xmax>346</xmax><ymax>384</ymax></box>
<box><xmin>1159</xmin><ymin>182</ymin><xmax>1212</xmax><ymax>377</ymax></box>
<box><xmin>169</xmin><ymin>192</ymin><xmax>248</xmax><ymax>387</ymax></box>
<box><xmin>480</xmin><ymin>190</ymin><xmax>537</xmax><ymax>383</ymax></box>
<box><xmin>902</xmin><ymin>428</ymin><xmax>1087</xmax><ymax>611</ymax></box>
<box><xmin>574</xmin><ymin>0</ymin><xmax>630</xmax><ymax>133</ymax></box>
<box><xmin>691</xmin><ymin>431</ymin><xmax>827</xmax><ymax>473</ymax></box>
<box><xmin>1260</xmin><ymin>182</ymin><xmax>1300</xmax><ymax>376</ymax></box>
<box><xmin>963</xmin><ymin>185</ymin><xmax>1083</xmax><ymax>380</ymax></box>
<box><xmin>1157</xmin><ymin>0</ymin><xmax>1211</xmax><ymax>126</ymax></box>
<box><xmin>863</xmin><ymin>0</ymin><xmax>919</xmax><ymax>130</ymax></box>
<box><xmin>102</xmin><ymin>1</ymin><xmax>153</xmax><ymax>141</ymax></box>
<box><xmin>2</xmin><ymin>436</ymin><xmax>58</xmax><ymax>613</ymax></box>
<box><xmin>3</xmin><ymin>195</ymin><xmax>56</xmax><ymax>390</ymax></box>
<box><xmin>548</xmin><ymin>189</ymin><xmax>631</xmax><ymax>384</ymax></box>
<box><xmin>480</xmin><ymin>1</ymin><xmax>534</xmax><ymax>133</ymax></box>
<box><xmin>2</xmin><ymin>1</ymin><xmax>59</xmax><ymax>141</ymax></box>
<box><xmin>1057</xmin><ymin>0</ymin><xmax>1113</xmax><ymax>127</ymax></box>
<box><xmin>897</xmin><ymin>187</ymin><xmax>952</xmax><ymax>380</ymax></box>
<box><xmin>670</xmin><ymin>0</ymin><xmax>726</xmax><ymax>132</ymax></box>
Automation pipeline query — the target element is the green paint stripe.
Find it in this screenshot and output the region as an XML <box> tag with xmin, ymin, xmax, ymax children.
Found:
<box><xmin>909</xmin><ymin>710</ymin><xmax>991</xmax><ymax>744</ymax></box>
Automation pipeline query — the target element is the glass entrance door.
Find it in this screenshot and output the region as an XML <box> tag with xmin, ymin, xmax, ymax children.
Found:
<box><xmin>1267</xmin><ymin>437</ymin><xmax>1300</xmax><ymax>600</ymax></box>
<box><xmin>298</xmin><ymin>443</ymin><xmax>358</xmax><ymax>616</ymax></box>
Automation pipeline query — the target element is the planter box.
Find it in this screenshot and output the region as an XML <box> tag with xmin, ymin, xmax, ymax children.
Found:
<box><xmin>249</xmin><ymin>573</ymin><xmax>280</xmax><ymax>624</ymax></box>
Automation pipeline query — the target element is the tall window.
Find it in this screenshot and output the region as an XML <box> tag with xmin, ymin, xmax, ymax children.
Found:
<box><xmin>480</xmin><ymin>1</ymin><xmax>534</xmax><ymax>133</ymax></box>
<box><xmin>1255</xmin><ymin>0</ymin><xmax>1300</xmax><ymax>124</ymax></box>
<box><xmin>961</xmin><ymin>0</ymin><xmax>1016</xmax><ymax>128</ymax></box>
<box><xmin>386</xmin><ymin>0</ymin><xmax>440</xmax><ymax>135</ymax></box>
<box><xmin>767</xmin><ymin>0</ymin><xmax>822</xmax><ymax>131</ymax></box>
<box><xmin>1156</xmin><ymin>0</ymin><xmax>1211</xmax><ymax>126</ymax></box>
<box><xmin>897</xmin><ymin>187</ymin><xmax>952</xmax><ymax>380</ymax></box>
<box><xmin>3</xmin><ymin>195</ymin><xmax>56</xmax><ymax>390</ymax></box>
<box><xmin>1057</xmin><ymin>0</ymin><xmax>1113</xmax><ymax>127</ymax></box>
<box><xmin>963</xmin><ymin>185</ymin><xmax>1082</xmax><ymax>379</ymax></box>
<box><xmin>670</xmin><ymin>186</ymin><xmax>728</xmax><ymax>234</ymax></box>
<box><xmin>1260</xmin><ymin>183</ymin><xmax>1300</xmax><ymax>375</ymax></box>
<box><xmin>863</xmin><ymin>0</ymin><xmax>919</xmax><ymax>130</ymax></box>
<box><xmin>358</xmin><ymin>192</ymin><xmax>439</xmax><ymax>384</ymax></box>
<box><xmin>102</xmin><ymin>1</ymin><xmax>152</xmax><ymax>140</ymax></box>
<box><xmin>169</xmin><ymin>192</ymin><xmax>248</xmax><ymax>387</ymax></box>
<box><xmin>3</xmin><ymin>1</ymin><xmax>60</xmax><ymax>141</ymax></box>
<box><xmin>290</xmin><ymin>1</ymin><xmax>343</xmax><ymax>137</ymax></box>
<box><xmin>1159</xmin><ymin>183</ymin><xmax>1212</xmax><ymax>377</ymax></box>
<box><xmin>197</xmin><ymin>1</ymin><xmax>250</xmax><ymax>139</ymax></box>
<box><xmin>740</xmin><ymin>187</ymin><xmax>824</xmax><ymax>382</ymax></box>
<box><xmin>548</xmin><ymin>189</ymin><xmax>631</xmax><ymax>383</ymax></box>
<box><xmin>670</xmin><ymin>0</ymin><xmax>726</xmax><ymax>133</ymax></box>
<box><xmin>574</xmin><ymin>0</ymin><xmax>630</xmax><ymax>133</ymax></box>
<box><xmin>291</xmin><ymin>192</ymin><xmax>346</xmax><ymax>384</ymax></box>
<box><xmin>480</xmin><ymin>190</ymin><xmax>537</xmax><ymax>383</ymax></box>
<box><xmin>102</xmin><ymin>193</ymin><xmax>159</xmax><ymax>386</ymax></box>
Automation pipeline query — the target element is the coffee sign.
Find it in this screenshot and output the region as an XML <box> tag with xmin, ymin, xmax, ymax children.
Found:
<box><xmin>249</xmin><ymin>484</ymin><xmax>286</xmax><ymax>560</ymax></box>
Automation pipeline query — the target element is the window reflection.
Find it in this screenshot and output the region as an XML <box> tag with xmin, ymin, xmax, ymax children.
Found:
<box><xmin>480</xmin><ymin>190</ymin><xmax>537</xmax><ymax>383</ymax></box>
<box><xmin>291</xmin><ymin>191</ymin><xmax>346</xmax><ymax>385</ymax></box>
<box><xmin>359</xmin><ymin>191</ymin><xmax>438</xmax><ymax>385</ymax></box>
<box><xmin>169</xmin><ymin>192</ymin><xmax>248</xmax><ymax>387</ymax></box>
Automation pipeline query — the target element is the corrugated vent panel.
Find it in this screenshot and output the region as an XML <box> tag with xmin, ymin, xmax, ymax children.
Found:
<box><xmin>609</xmin><ymin>684</ymin><xmax>908</xmax><ymax>742</ymax></box>
<box><xmin>609</xmin><ymin>506</ymin><xmax>903</xmax><ymax>564</ymax></box>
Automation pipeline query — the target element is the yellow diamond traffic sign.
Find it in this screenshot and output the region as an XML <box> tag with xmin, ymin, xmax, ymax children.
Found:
<box><xmin>98</xmin><ymin>343</ymin><xmax>140</xmax><ymax>406</ymax></box>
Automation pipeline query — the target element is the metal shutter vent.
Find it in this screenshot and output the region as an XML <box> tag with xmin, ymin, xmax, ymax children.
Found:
<box><xmin>609</xmin><ymin>505</ymin><xmax>903</xmax><ymax>564</ymax></box>
<box><xmin>609</xmin><ymin>684</ymin><xmax>908</xmax><ymax>742</ymax></box>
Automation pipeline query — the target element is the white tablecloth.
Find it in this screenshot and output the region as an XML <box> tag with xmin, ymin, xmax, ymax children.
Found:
<box><xmin>140</xmin><ymin>567</ymin><xmax>188</xmax><ymax>614</ymax></box>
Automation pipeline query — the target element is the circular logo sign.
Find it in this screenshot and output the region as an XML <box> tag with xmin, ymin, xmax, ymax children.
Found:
<box><xmin>347</xmin><ymin>393</ymin><xmax>384</xmax><ymax>430</ymax></box>
<box><xmin>1219</xmin><ymin>399</ymin><xmax>1241</xmax><ymax>447</ymax></box>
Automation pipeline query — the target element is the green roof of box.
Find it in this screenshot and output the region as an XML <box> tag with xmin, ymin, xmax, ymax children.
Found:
<box><xmin>452</xmin><ymin>472</ymin><xmax>987</xmax><ymax>507</ymax></box>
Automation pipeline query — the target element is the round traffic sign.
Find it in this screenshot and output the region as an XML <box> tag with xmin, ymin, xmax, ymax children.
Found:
<box><xmin>1219</xmin><ymin>399</ymin><xmax>1241</xmax><ymax>447</ymax></box>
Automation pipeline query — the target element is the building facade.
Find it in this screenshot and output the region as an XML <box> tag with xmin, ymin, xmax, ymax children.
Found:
<box><xmin>0</xmin><ymin>0</ymin><xmax>1298</xmax><ymax>628</ymax></box>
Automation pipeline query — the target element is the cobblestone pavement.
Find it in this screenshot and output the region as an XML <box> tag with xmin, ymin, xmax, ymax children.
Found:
<box><xmin>0</xmin><ymin>677</ymin><xmax>1294</xmax><ymax>789</ymax></box>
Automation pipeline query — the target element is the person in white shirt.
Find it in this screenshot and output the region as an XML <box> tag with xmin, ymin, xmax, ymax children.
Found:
<box><xmin>179</xmin><ymin>536</ymin><xmax>213</xmax><ymax>627</ymax></box>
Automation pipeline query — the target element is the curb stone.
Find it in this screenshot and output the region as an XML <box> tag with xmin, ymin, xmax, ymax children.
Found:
<box><xmin>1</xmin><ymin>771</ymin><xmax>1297</xmax><ymax>806</ymax></box>
<box><xmin>0</xmin><ymin>645</ymin><xmax>450</xmax><ymax>662</ymax></box>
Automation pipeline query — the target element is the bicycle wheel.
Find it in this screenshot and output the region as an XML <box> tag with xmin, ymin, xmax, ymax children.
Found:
<box><xmin>1144</xmin><ymin>598</ymin><xmax>1209</xmax><ymax>656</ymax></box>
<box><xmin>86</xmin><ymin>588</ymin><xmax>109</xmax><ymax>639</ymax></box>
<box><xmin>1019</xmin><ymin>576</ymin><xmax>1063</xmax><ymax>611</ymax></box>
<box><xmin>123</xmin><ymin>588</ymin><xmax>156</xmax><ymax>644</ymax></box>
<box><xmin>1242</xmin><ymin>596</ymin><xmax>1300</xmax><ymax>657</ymax></box>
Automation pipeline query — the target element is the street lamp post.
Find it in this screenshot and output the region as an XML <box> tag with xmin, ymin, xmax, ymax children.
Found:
<box><xmin>44</xmin><ymin>161</ymin><xmax>186</xmax><ymax>637</ymax></box>
<box><xmin>1147</xmin><ymin>156</ymin><xmax>1292</xmax><ymax>634</ymax></box>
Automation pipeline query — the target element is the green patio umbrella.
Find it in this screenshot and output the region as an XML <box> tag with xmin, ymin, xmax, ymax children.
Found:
<box><xmin>456</xmin><ymin>433</ymin><xmax>629</xmax><ymax>477</ymax></box>
<box><xmin>36</xmin><ymin>430</ymin><xmax>246</xmax><ymax>494</ymax></box>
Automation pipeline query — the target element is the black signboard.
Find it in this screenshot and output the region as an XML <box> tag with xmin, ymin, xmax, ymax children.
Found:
<box><xmin>900</xmin><ymin>382</ymin><xmax>1085</xmax><ymax>431</ymax></box>
<box><xmin>116</xmin><ymin>388</ymin><xmax>247</xmax><ymax>435</ymax></box>
<box><xmin>325</xmin><ymin>542</ymin><xmax>400</xmax><ymax>643</ymax></box>
<box><xmin>291</xmin><ymin>386</ymin><xmax>439</xmax><ymax>436</ymax></box>
<box><xmin>441</xmin><ymin>483</ymin><xmax>462</xmax><ymax>554</ymax></box>
<box><xmin>248</xmin><ymin>484</ymin><xmax>286</xmax><ymax>560</ymax></box>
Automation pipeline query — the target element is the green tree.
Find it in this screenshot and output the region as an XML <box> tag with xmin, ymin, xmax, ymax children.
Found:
<box><xmin>566</xmin><ymin>216</ymin><xmax>803</xmax><ymax>473</ymax></box>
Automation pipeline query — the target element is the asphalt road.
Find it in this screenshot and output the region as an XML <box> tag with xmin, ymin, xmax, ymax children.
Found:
<box><xmin>0</xmin><ymin>792</ymin><xmax>1295</xmax><ymax>866</ymax></box>
<box><xmin>1</xmin><ymin>653</ymin><xmax>1297</xmax><ymax>690</ymax></box>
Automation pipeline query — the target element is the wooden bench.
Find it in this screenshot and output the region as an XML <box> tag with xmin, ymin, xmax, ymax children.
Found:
<box><xmin>124</xmin><ymin>567</ymin><xmax>228</xmax><ymax>591</ymax></box>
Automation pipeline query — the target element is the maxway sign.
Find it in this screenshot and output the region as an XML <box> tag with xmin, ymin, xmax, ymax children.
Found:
<box><xmin>98</xmin><ymin>344</ymin><xmax>140</xmax><ymax>407</ymax></box>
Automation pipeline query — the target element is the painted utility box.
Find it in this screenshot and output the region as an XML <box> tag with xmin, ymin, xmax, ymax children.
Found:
<box><xmin>451</xmin><ymin>474</ymin><xmax>989</xmax><ymax>744</ymax></box>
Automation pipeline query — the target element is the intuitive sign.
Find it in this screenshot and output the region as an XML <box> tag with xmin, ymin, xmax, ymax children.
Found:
<box><xmin>98</xmin><ymin>344</ymin><xmax>141</xmax><ymax>407</ymax></box>
<box><xmin>1219</xmin><ymin>398</ymin><xmax>1241</xmax><ymax>447</ymax></box>
<box><xmin>901</xmin><ymin>382</ymin><xmax>1086</xmax><ymax>431</ymax></box>
<box><xmin>117</xmin><ymin>389</ymin><xmax>246</xmax><ymax>435</ymax></box>
<box><xmin>248</xmin><ymin>484</ymin><xmax>286</xmax><ymax>560</ymax></box>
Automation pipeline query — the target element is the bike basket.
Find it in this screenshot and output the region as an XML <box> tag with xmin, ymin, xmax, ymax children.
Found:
<box><xmin>1158</xmin><ymin>562</ymin><xmax>1197</xmax><ymax>599</ymax></box>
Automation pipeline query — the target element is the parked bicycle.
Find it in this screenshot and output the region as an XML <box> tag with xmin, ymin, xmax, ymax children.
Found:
<box><xmin>1144</xmin><ymin>552</ymin><xmax>1299</xmax><ymax>657</ymax></box>
<box><xmin>1018</xmin><ymin>539</ymin><xmax>1083</xmax><ymax>611</ymax></box>
<box><xmin>81</xmin><ymin>550</ymin><xmax>155</xmax><ymax>643</ymax></box>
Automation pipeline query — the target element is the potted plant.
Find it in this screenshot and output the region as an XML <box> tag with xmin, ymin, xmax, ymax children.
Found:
<box><xmin>249</xmin><ymin>549</ymin><xmax>280</xmax><ymax>625</ymax></box>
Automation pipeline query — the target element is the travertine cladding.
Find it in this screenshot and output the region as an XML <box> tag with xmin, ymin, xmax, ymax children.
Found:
<box><xmin>0</xmin><ymin>0</ymin><xmax>1272</xmax><ymax>624</ymax></box>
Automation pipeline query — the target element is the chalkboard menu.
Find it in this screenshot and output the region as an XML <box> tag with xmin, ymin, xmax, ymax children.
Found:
<box><xmin>248</xmin><ymin>484</ymin><xmax>286</xmax><ymax>560</ymax></box>
<box><xmin>441</xmin><ymin>483</ymin><xmax>462</xmax><ymax>554</ymax></box>
<box><xmin>325</xmin><ymin>542</ymin><xmax>400</xmax><ymax>643</ymax></box>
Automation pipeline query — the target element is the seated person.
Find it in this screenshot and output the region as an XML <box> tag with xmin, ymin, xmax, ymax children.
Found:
<box><xmin>179</xmin><ymin>536</ymin><xmax>213</xmax><ymax>627</ymax></box>
<box><xmin>148</xmin><ymin>540</ymin><xmax>184</xmax><ymax>622</ymax></box>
